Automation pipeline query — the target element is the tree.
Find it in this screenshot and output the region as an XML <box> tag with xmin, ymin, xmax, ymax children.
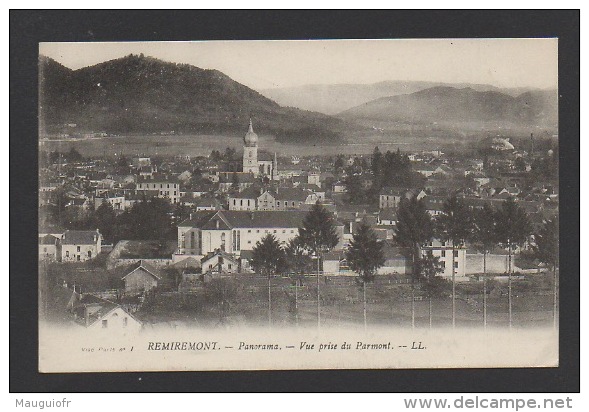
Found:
<box><xmin>534</xmin><ymin>216</ymin><xmax>559</xmax><ymax>329</ymax></box>
<box><xmin>472</xmin><ymin>204</ymin><xmax>498</xmax><ymax>328</ymax></box>
<box><xmin>298</xmin><ymin>202</ymin><xmax>340</xmax><ymax>329</ymax></box>
<box><xmin>224</xmin><ymin>147</ymin><xmax>237</xmax><ymax>162</ymax></box>
<box><xmin>251</xmin><ymin>234</ymin><xmax>287</xmax><ymax>327</ymax></box>
<box><xmin>394</xmin><ymin>196</ymin><xmax>434</xmax><ymax>328</ymax></box>
<box><xmin>284</xmin><ymin>237</ymin><xmax>314</xmax><ymax>325</ymax></box>
<box><xmin>114</xmin><ymin>197</ymin><xmax>173</xmax><ymax>241</ymax></box>
<box><xmin>494</xmin><ymin>198</ymin><xmax>532</xmax><ymax>329</ymax></box>
<box><xmin>334</xmin><ymin>155</ymin><xmax>345</xmax><ymax>173</ymax></box>
<box><xmin>343</xmin><ymin>168</ymin><xmax>364</xmax><ymax>204</ymax></box>
<box><xmin>417</xmin><ymin>254</ymin><xmax>446</xmax><ymax>328</ymax></box>
<box><xmin>346</xmin><ymin>222</ymin><xmax>385</xmax><ymax>330</ymax></box>
<box><xmin>205</xmin><ymin>277</ymin><xmax>239</xmax><ymax>324</ymax></box>
<box><xmin>91</xmin><ymin>200</ymin><xmax>117</xmax><ymax>244</ymax></box>
<box><xmin>435</xmin><ymin>195</ymin><xmax>473</xmax><ymax>328</ymax></box>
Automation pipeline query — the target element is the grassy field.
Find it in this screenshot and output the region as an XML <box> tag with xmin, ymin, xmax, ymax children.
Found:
<box><xmin>133</xmin><ymin>273</ymin><xmax>556</xmax><ymax>330</ymax></box>
<box><xmin>39</xmin><ymin>132</ymin><xmax>479</xmax><ymax>158</ymax></box>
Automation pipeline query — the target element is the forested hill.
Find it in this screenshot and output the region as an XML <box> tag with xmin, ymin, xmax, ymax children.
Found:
<box><xmin>39</xmin><ymin>54</ymin><xmax>352</xmax><ymax>143</ymax></box>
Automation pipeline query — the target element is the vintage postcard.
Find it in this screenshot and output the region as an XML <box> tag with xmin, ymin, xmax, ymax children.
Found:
<box><xmin>37</xmin><ymin>39</ymin><xmax>559</xmax><ymax>372</ymax></box>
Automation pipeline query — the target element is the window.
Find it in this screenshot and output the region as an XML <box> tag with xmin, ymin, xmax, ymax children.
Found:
<box><xmin>66</xmin><ymin>251</ymin><xmax>69</xmax><ymax>258</ymax></box>
<box><xmin>282</xmin><ymin>230</ymin><xmax>286</xmax><ymax>234</ymax></box>
<box><xmin>248</xmin><ymin>230</ymin><xmax>251</xmax><ymax>233</ymax></box>
<box><xmin>88</xmin><ymin>251</ymin><xmax>92</xmax><ymax>258</ymax></box>
<box><xmin>77</xmin><ymin>246</ymin><xmax>81</xmax><ymax>252</ymax></box>
<box><xmin>453</xmin><ymin>250</ymin><xmax>459</xmax><ymax>258</ymax></box>
<box><xmin>76</xmin><ymin>255</ymin><xmax>80</xmax><ymax>261</ymax></box>
<box><xmin>441</xmin><ymin>250</ymin><xmax>446</xmax><ymax>257</ymax></box>
<box><xmin>291</xmin><ymin>230</ymin><xmax>294</xmax><ymax>234</ymax></box>
<box><xmin>273</xmin><ymin>230</ymin><xmax>277</xmax><ymax>234</ymax></box>
<box><xmin>256</xmin><ymin>230</ymin><xmax>260</xmax><ymax>233</ymax></box>
<box><xmin>277</xmin><ymin>201</ymin><xmax>280</xmax><ymax>206</ymax></box>
<box><xmin>442</xmin><ymin>241</ymin><xmax>446</xmax><ymax>246</ymax></box>
<box><xmin>102</xmin><ymin>320</ymin><xmax>108</xmax><ymax>328</ymax></box>
<box><xmin>441</xmin><ymin>261</ymin><xmax>446</xmax><ymax>269</ymax></box>
<box><xmin>454</xmin><ymin>261</ymin><xmax>459</xmax><ymax>268</ymax></box>
<box><xmin>228</xmin><ymin>264</ymin><xmax>232</xmax><ymax>270</ymax></box>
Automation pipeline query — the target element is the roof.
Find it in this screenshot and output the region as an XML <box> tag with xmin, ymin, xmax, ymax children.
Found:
<box><xmin>379</xmin><ymin>208</ymin><xmax>397</xmax><ymax>221</ymax></box>
<box><xmin>380</xmin><ymin>187</ymin><xmax>410</xmax><ymax>196</ymax></box>
<box><xmin>381</xmin><ymin>242</ymin><xmax>411</xmax><ymax>260</ymax></box>
<box><xmin>231</xmin><ymin>186</ymin><xmax>262</xmax><ymax>199</ymax></box>
<box><xmin>62</xmin><ymin>230</ymin><xmax>100</xmax><ymax>245</ymax></box>
<box><xmin>219</xmin><ymin>173</ymin><xmax>258</xmax><ymax>184</ymax></box>
<box><xmin>172</xmin><ymin>257</ymin><xmax>201</xmax><ymax>269</ymax></box>
<box><xmin>179</xmin><ymin>210</ymin><xmax>310</xmax><ymax>230</ymax></box>
<box><xmin>271</xmin><ymin>188</ymin><xmax>310</xmax><ymax>201</ymax></box>
<box><xmin>39</xmin><ymin>234</ymin><xmax>59</xmax><ymax>245</ymax></box>
<box><xmin>201</xmin><ymin>249</ymin><xmax>239</xmax><ymax>264</ymax></box>
<box><xmin>258</xmin><ymin>151</ymin><xmax>274</xmax><ymax>161</ymax></box>
<box><xmin>121</xmin><ymin>260</ymin><xmax>162</xmax><ymax>280</ymax></box>
<box><xmin>73</xmin><ymin>295</ymin><xmax>141</xmax><ymax>328</ymax></box>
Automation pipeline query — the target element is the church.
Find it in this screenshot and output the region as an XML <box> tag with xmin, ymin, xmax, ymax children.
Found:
<box><xmin>242</xmin><ymin>119</ymin><xmax>277</xmax><ymax>178</ymax></box>
<box><xmin>225</xmin><ymin>119</ymin><xmax>277</xmax><ymax>179</ymax></box>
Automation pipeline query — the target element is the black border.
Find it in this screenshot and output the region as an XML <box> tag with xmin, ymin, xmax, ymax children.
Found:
<box><xmin>10</xmin><ymin>10</ymin><xmax>580</xmax><ymax>393</ymax></box>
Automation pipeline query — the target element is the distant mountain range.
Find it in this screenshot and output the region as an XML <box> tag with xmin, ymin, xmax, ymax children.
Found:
<box><xmin>39</xmin><ymin>55</ymin><xmax>558</xmax><ymax>145</ymax></box>
<box><xmin>38</xmin><ymin>54</ymin><xmax>352</xmax><ymax>143</ymax></box>
<box><xmin>338</xmin><ymin>86</ymin><xmax>558</xmax><ymax>130</ymax></box>
<box><xmin>260</xmin><ymin>81</ymin><xmax>552</xmax><ymax>116</ymax></box>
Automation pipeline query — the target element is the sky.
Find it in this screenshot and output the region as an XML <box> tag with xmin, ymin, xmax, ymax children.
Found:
<box><xmin>39</xmin><ymin>39</ymin><xmax>558</xmax><ymax>91</ymax></box>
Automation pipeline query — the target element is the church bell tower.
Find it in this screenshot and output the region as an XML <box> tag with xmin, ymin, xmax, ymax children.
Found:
<box><xmin>242</xmin><ymin>119</ymin><xmax>259</xmax><ymax>175</ymax></box>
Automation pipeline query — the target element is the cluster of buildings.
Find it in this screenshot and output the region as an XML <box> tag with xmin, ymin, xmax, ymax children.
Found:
<box><xmin>40</xmin><ymin>122</ymin><xmax>558</xmax><ymax>296</ymax></box>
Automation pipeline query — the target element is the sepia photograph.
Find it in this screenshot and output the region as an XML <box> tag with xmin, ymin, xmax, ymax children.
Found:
<box><xmin>36</xmin><ymin>38</ymin><xmax>560</xmax><ymax>373</ymax></box>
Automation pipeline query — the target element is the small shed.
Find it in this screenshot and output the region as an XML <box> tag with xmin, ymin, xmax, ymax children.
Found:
<box><xmin>121</xmin><ymin>260</ymin><xmax>161</xmax><ymax>294</ymax></box>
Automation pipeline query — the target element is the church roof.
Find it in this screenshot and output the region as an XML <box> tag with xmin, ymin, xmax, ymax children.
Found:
<box><xmin>179</xmin><ymin>210</ymin><xmax>309</xmax><ymax>230</ymax></box>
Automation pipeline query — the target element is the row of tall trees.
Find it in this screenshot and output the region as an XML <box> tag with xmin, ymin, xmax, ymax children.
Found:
<box><xmin>243</xmin><ymin>198</ymin><xmax>558</xmax><ymax>330</ymax></box>
<box><xmin>250</xmin><ymin>203</ymin><xmax>339</xmax><ymax>327</ymax></box>
<box><xmin>395</xmin><ymin>195</ymin><xmax>558</xmax><ymax>329</ymax></box>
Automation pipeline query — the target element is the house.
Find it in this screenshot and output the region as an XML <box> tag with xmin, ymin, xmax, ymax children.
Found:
<box><xmin>72</xmin><ymin>294</ymin><xmax>142</xmax><ymax>332</ymax></box>
<box><xmin>60</xmin><ymin>230</ymin><xmax>102</xmax><ymax>262</ymax></box>
<box><xmin>39</xmin><ymin>234</ymin><xmax>60</xmax><ymax>261</ymax></box>
<box><xmin>121</xmin><ymin>260</ymin><xmax>162</xmax><ymax>294</ymax></box>
<box><xmin>201</xmin><ymin>249</ymin><xmax>240</xmax><ymax>274</ymax></box>
<box><xmin>218</xmin><ymin>172</ymin><xmax>258</xmax><ymax>193</ymax></box>
<box><xmin>414</xmin><ymin>163</ymin><xmax>438</xmax><ymax>177</ymax></box>
<box><xmin>376</xmin><ymin>242</ymin><xmax>412</xmax><ymax>275</ymax></box>
<box><xmin>94</xmin><ymin>192</ymin><xmax>126</xmax><ymax>212</ymax></box>
<box><xmin>377</xmin><ymin>208</ymin><xmax>397</xmax><ymax>226</ymax></box>
<box><xmin>379</xmin><ymin>187</ymin><xmax>425</xmax><ymax>209</ymax></box>
<box><xmin>420</xmin><ymin>239</ymin><xmax>467</xmax><ymax>279</ymax></box>
<box><xmin>260</xmin><ymin>188</ymin><xmax>321</xmax><ymax>211</ymax></box>
<box><xmin>136</xmin><ymin>176</ymin><xmax>181</xmax><ymax>204</ymax></box>
<box><xmin>228</xmin><ymin>186</ymin><xmax>260</xmax><ymax>211</ymax></box>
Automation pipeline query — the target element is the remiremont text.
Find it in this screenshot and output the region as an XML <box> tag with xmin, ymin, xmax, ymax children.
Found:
<box><xmin>146</xmin><ymin>341</ymin><xmax>282</xmax><ymax>350</ymax></box>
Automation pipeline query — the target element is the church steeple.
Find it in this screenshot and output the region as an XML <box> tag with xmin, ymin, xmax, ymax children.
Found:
<box><xmin>243</xmin><ymin>118</ymin><xmax>258</xmax><ymax>147</ymax></box>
